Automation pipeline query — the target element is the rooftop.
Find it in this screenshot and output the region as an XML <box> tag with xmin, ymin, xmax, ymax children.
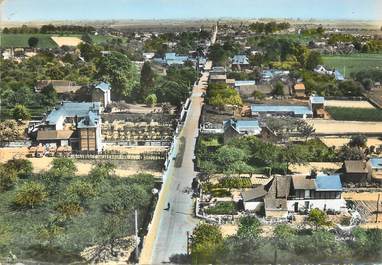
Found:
<box><xmin>315</xmin><ymin>174</ymin><xmax>343</xmax><ymax>191</ymax></box>
<box><xmin>232</xmin><ymin>55</ymin><xmax>249</xmax><ymax>65</ymax></box>
<box><xmin>46</xmin><ymin>102</ymin><xmax>101</xmax><ymax>126</ymax></box>
<box><xmin>235</xmin><ymin>80</ymin><xmax>256</xmax><ymax>86</ymax></box>
<box><xmin>310</xmin><ymin>96</ymin><xmax>325</xmax><ymax>105</ymax></box>
<box><xmin>251</xmin><ymin>104</ymin><xmax>313</xmax><ymax>116</ymax></box>
<box><xmin>95</xmin><ymin>82</ymin><xmax>111</xmax><ymax>92</ymax></box>
<box><xmin>370</xmin><ymin>158</ymin><xmax>382</xmax><ymax>170</ymax></box>
<box><xmin>344</xmin><ymin>160</ymin><xmax>369</xmax><ymax>174</ymax></box>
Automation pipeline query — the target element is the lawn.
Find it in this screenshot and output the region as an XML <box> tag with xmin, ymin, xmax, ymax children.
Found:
<box><xmin>205</xmin><ymin>201</ymin><xmax>238</xmax><ymax>215</ymax></box>
<box><xmin>327</xmin><ymin>106</ymin><xmax>382</xmax><ymax>122</ymax></box>
<box><xmin>322</xmin><ymin>54</ymin><xmax>382</xmax><ymax>78</ymax></box>
<box><xmin>0</xmin><ymin>34</ymin><xmax>58</xmax><ymax>48</ymax></box>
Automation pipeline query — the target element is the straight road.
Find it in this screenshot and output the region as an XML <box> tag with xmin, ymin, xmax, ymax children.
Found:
<box><xmin>140</xmin><ymin>70</ymin><xmax>210</xmax><ymax>264</ymax></box>
<box><xmin>140</xmin><ymin>25</ymin><xmax>216</xmax><ymax>264</ymax></box>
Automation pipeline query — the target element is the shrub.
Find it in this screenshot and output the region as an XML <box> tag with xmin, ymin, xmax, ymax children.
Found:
<box><xmin>0</xmin><ymin>165</ymin><xmax>18</xmax><ymax>191</ymax></box>
<box><xmin>14</xmin><ymin>181</ymin><xmax>47</xmax><ymax>208</ymax></box>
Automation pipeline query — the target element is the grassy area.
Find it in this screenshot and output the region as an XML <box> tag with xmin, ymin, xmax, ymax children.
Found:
<box><xmin>205</xmin><ymin>201</ymin><xmax>238</xmax><ymax>215</ymax></box>
<box><xmin>0</xmin><ymin>34</ymin><xmax>58</xmax><ymax>48</ymax></box>
<box><xmin>0</xmin><ymin>34</ymin><xmax>124</xmax><ymax>48</ymax></box>
<box><xmin>322</xmin><ymin>54</ymin><xmax>382</xmax><ymax>78</ymax></box>
<box><xmin>0</xmin><ymin>158</ymin><xmax>156</xmax><ymax>263</ymax></box>
<box><xmin>327</xmin><ymin>107</ymin><xmax>382</xmax><ymax>122</ymax></box>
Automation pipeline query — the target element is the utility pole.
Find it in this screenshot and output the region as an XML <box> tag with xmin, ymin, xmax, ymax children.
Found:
<box><xmin>186</xmin><ymin>231</ymin><xmax>190</xmax><ymax>255</ymax></box>
<box><xmin>376</xmin><ymin>194</ymin><xmax>381</xmax><ymax>223</ymax></box>
<box><xmin>135</xmin><ymin>209</ymin><xmax>139</xmax><ymax>261</ymax></box>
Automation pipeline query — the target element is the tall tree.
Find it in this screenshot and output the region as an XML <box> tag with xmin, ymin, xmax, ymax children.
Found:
<box><xmin>305</xmin><ymin>51</ymin><xmax>323</xmax><ymax>70</ymax></box>
<box><xmin>140</xmin><ymin>61</ymin><xmax>155</xmax><ymax>100</ymax></box>
<box><xmin>96</xmin><ymin>52</ymin><xmax>139</xmax><ymax>99</ymax></box>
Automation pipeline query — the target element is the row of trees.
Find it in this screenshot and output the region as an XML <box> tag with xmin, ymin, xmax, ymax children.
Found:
<box><xmin>197</xmin><ymin>133</ymin><xmax>335</xmax><ymax>177</ymax></box>
<box><xmin>189</xmin><ymin>214</ymin><xmax>382</xmax><ymax>264</ymax></box>
<box><xmin>249</xmin><ymin>21</ymin><xmax>290</xmax><ymax>34</ymax></box>
<box><xmin>2</xmin><ymin>24</ymin><xmax>95</xmax><ymax>34</ymax></box>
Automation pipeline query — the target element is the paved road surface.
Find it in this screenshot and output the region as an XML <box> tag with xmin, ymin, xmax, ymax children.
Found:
<box><xmin>140</xmin><ymin>71</ymin><xmax>210</xmax><ymax>264</ymax></box>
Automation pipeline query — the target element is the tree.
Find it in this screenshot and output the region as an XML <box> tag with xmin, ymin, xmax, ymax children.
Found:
<box><xmin>237</xmin><ymin>216</ymin><xmax>262</xmax><ymax>239</ymax></box>
<box><xmin>297</xmin><ymin>120</ymin><xmax>315</xmax><ymax>141</ymax></box>
<box><xmin>89</xmin><ymin>162</ymin><xmax>116</xmax><ymax>185</ymax></box>
<box><xmin>40</xmin><ymin>84</ymin><xmax>59</xmax><ymax>108</ymax></box>
<box><xmin>273</xmin><ymin>224</ymin><xmax>296</xmax><ymax>250</ymax></box>
<box><xmin>144</xmin><ymin>94</ymin><xmax>157</xmax><ymax>107</ymax></box>
<box><xmin>140</xmin><ymin>61</ymin><xmax>155</xmax><ymax>100</ymax></box>
<box><xmin>0</xmin><ymin>120</ymin><xmax>20</xmax><ymax>146</ymax></box>
<box><xmin>96</xmin><ymin>51</ymin><xmax>139</xmax><ymax>99</ymax></box>
<box><xmin>0</xmin><ymin>165</ymin><xmax>18</xmax><ymax>191</ymax></box>
<box><xmin>272</xmin><ymin>81</ymin><xmax>284</xmax><ymax>96</ymax></box>
<box><xmin>338</xmin><ymin>145</ymin><xmax>365</xmax><ymax>161</ymax></box>
<box><xmin>28</xmin><ymin>37</ymin><xmax>39</xmax><ymax>48</ymax></box>
<box><xmin>5</xmin><ymin>158</ymin><xmax>33</xmax><ymax>179</ymax></box>
<box><xmin>155</xmin><ymin>80</ymin><xmax>190</xmax><ymax>107</ymax></box>
<box><xmin>66</xmin><ymin>179</ymin><xmax>95</xmax><ymax>204</ymax></box>
<box><xmin>50</xmin><ymin>157</ymin><xmax>77</xmax><ymax>178</ymax></box>
<box><xmin>79</xmin><ymin>42</ymin><xmax>101</xmax><ymax>61</ymax></box>
<box><xmin>348</xmin><ymin>134</ymin><xmax>367</xmax><ymax>148</ymax></box>
<box><xmin>191</xmin><ymin>223</ymin><xmax>223</xmax><ymax>264</ymax></box>
<box><xmin>12</xmin><ymin>104</ymin><xmax>31</xmax><ymax>121</ymax></box>
<box><xmin>308</xmin><ymin>208</ymin><xmax>332</xmax><ymax>230</ymax></box>
<box><xmin>208</xmin><ymin>43</ymin><xmax>229</xmax><ymax>66</ymax></box>
<box><xmin>305</xmin><ymin>51</ymin><xmax>323</xmax><ymax>70</ymax></box>
<box><xmin>81</xmin><ymin>33</ymin><xmax>93</xmax><ymax>44</ymax></box>
<box><xmin>362</xmin><ymin>78</ymin><xmax>373</xmax><ymax>91</ymax></box>
<box><xmin>14</xmin><ymin>181</ymin><xmax>48</xmax><ymax>208</ymax></box>
<box><xmin>215</xmin><ymin>146</ymin><xmax>249</xmax><ymax>169</ymax></box>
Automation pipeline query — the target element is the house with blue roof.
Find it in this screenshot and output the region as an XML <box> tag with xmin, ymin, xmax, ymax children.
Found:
<box><xmin>288</xmin><ymin>173</ymin><xmax>346</xmax><ymax>213</ymax></box>
<box><xmin>231</xmin><ymin>55</ymin><xmax>250</xmax><ymax>71</ymax></box>
<box><xmin>241</xmin><ymin>173</ymin><xmax>347</xmax><ymax>217</ymax></box>
<box><xmin>223</xmin><ymin>119</ymin><xmax>262</xmax><ymax>143</ymax></box>
<box><xmin>153</xmin><ymin>52</ymin><xmax>190</xmax><ymax>66</ymax></box>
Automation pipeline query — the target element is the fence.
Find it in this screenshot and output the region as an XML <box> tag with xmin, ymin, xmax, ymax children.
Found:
<box><xmin>71</xmin><ymin>151</ymin><xmax>166</xmax><ymax>161</ymax></box>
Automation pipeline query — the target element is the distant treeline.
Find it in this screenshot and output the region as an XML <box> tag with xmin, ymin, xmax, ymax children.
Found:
<box><xmin>2</xmin><ymin>24</ymin><xmax>96</xmax><ymax>34</ymax></box>
<box><xmin>249</xmin><ymin>21</ymin><xmax>290</xmax><ymax>34</ymax></box>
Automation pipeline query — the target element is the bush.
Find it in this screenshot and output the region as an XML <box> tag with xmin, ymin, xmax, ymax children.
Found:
<box><xmin>0</xmin><ymin>165</ymin><xmax>18</xmax><ymax>191</ymax></box>
<box><xmin>14</xmin><ymin>181</ymin><xmax>47</xmax><ymax>208</ymax></box>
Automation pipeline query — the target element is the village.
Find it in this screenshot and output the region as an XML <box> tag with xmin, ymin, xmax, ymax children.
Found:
<box><xmin>1</xmin><ymin>13</ymin><xmax>382</xmax><ymax>264</ymax></box>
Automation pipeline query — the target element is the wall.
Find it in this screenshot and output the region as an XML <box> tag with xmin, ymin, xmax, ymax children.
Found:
<box><xmin>243</xmin><ymin>201</ymin><xmax>263</xmax><ymax>212</ymax></box>
<box><xmin>287</xmin><ymin>198</ymin><xmax>347</xmax><ymax>212</ymax></box>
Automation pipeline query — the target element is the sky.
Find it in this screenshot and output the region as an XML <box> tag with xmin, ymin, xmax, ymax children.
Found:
<box><xmin>1</xmin><ymin>0</ymin><xmax>381</xmax><ymax>22</ymax></box>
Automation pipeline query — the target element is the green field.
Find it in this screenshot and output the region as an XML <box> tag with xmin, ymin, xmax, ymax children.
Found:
<box><xmin>0</xmin><ymin>34</ymin><xmax>58</xmax><ymax>48</ymax></box>
<box><xmin>0</xmin><ymin>34</ymin><xmax>124</xmax><ymax>48</ymax></box>
<box><xmin>327</xmin><ymin>107</ymin><xmax>382</xmax><ymax>121</ymax></box>
<box><xmin>322</xmin><ymin>54</ymin><xmax>382</xmax><ymax>78</ymax></box>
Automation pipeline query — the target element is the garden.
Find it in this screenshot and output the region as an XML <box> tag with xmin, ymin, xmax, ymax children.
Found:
<box><xmin>327</xmin><ymin>107</ymin><xmax>382</xmax><ymax>122</ymax></box>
